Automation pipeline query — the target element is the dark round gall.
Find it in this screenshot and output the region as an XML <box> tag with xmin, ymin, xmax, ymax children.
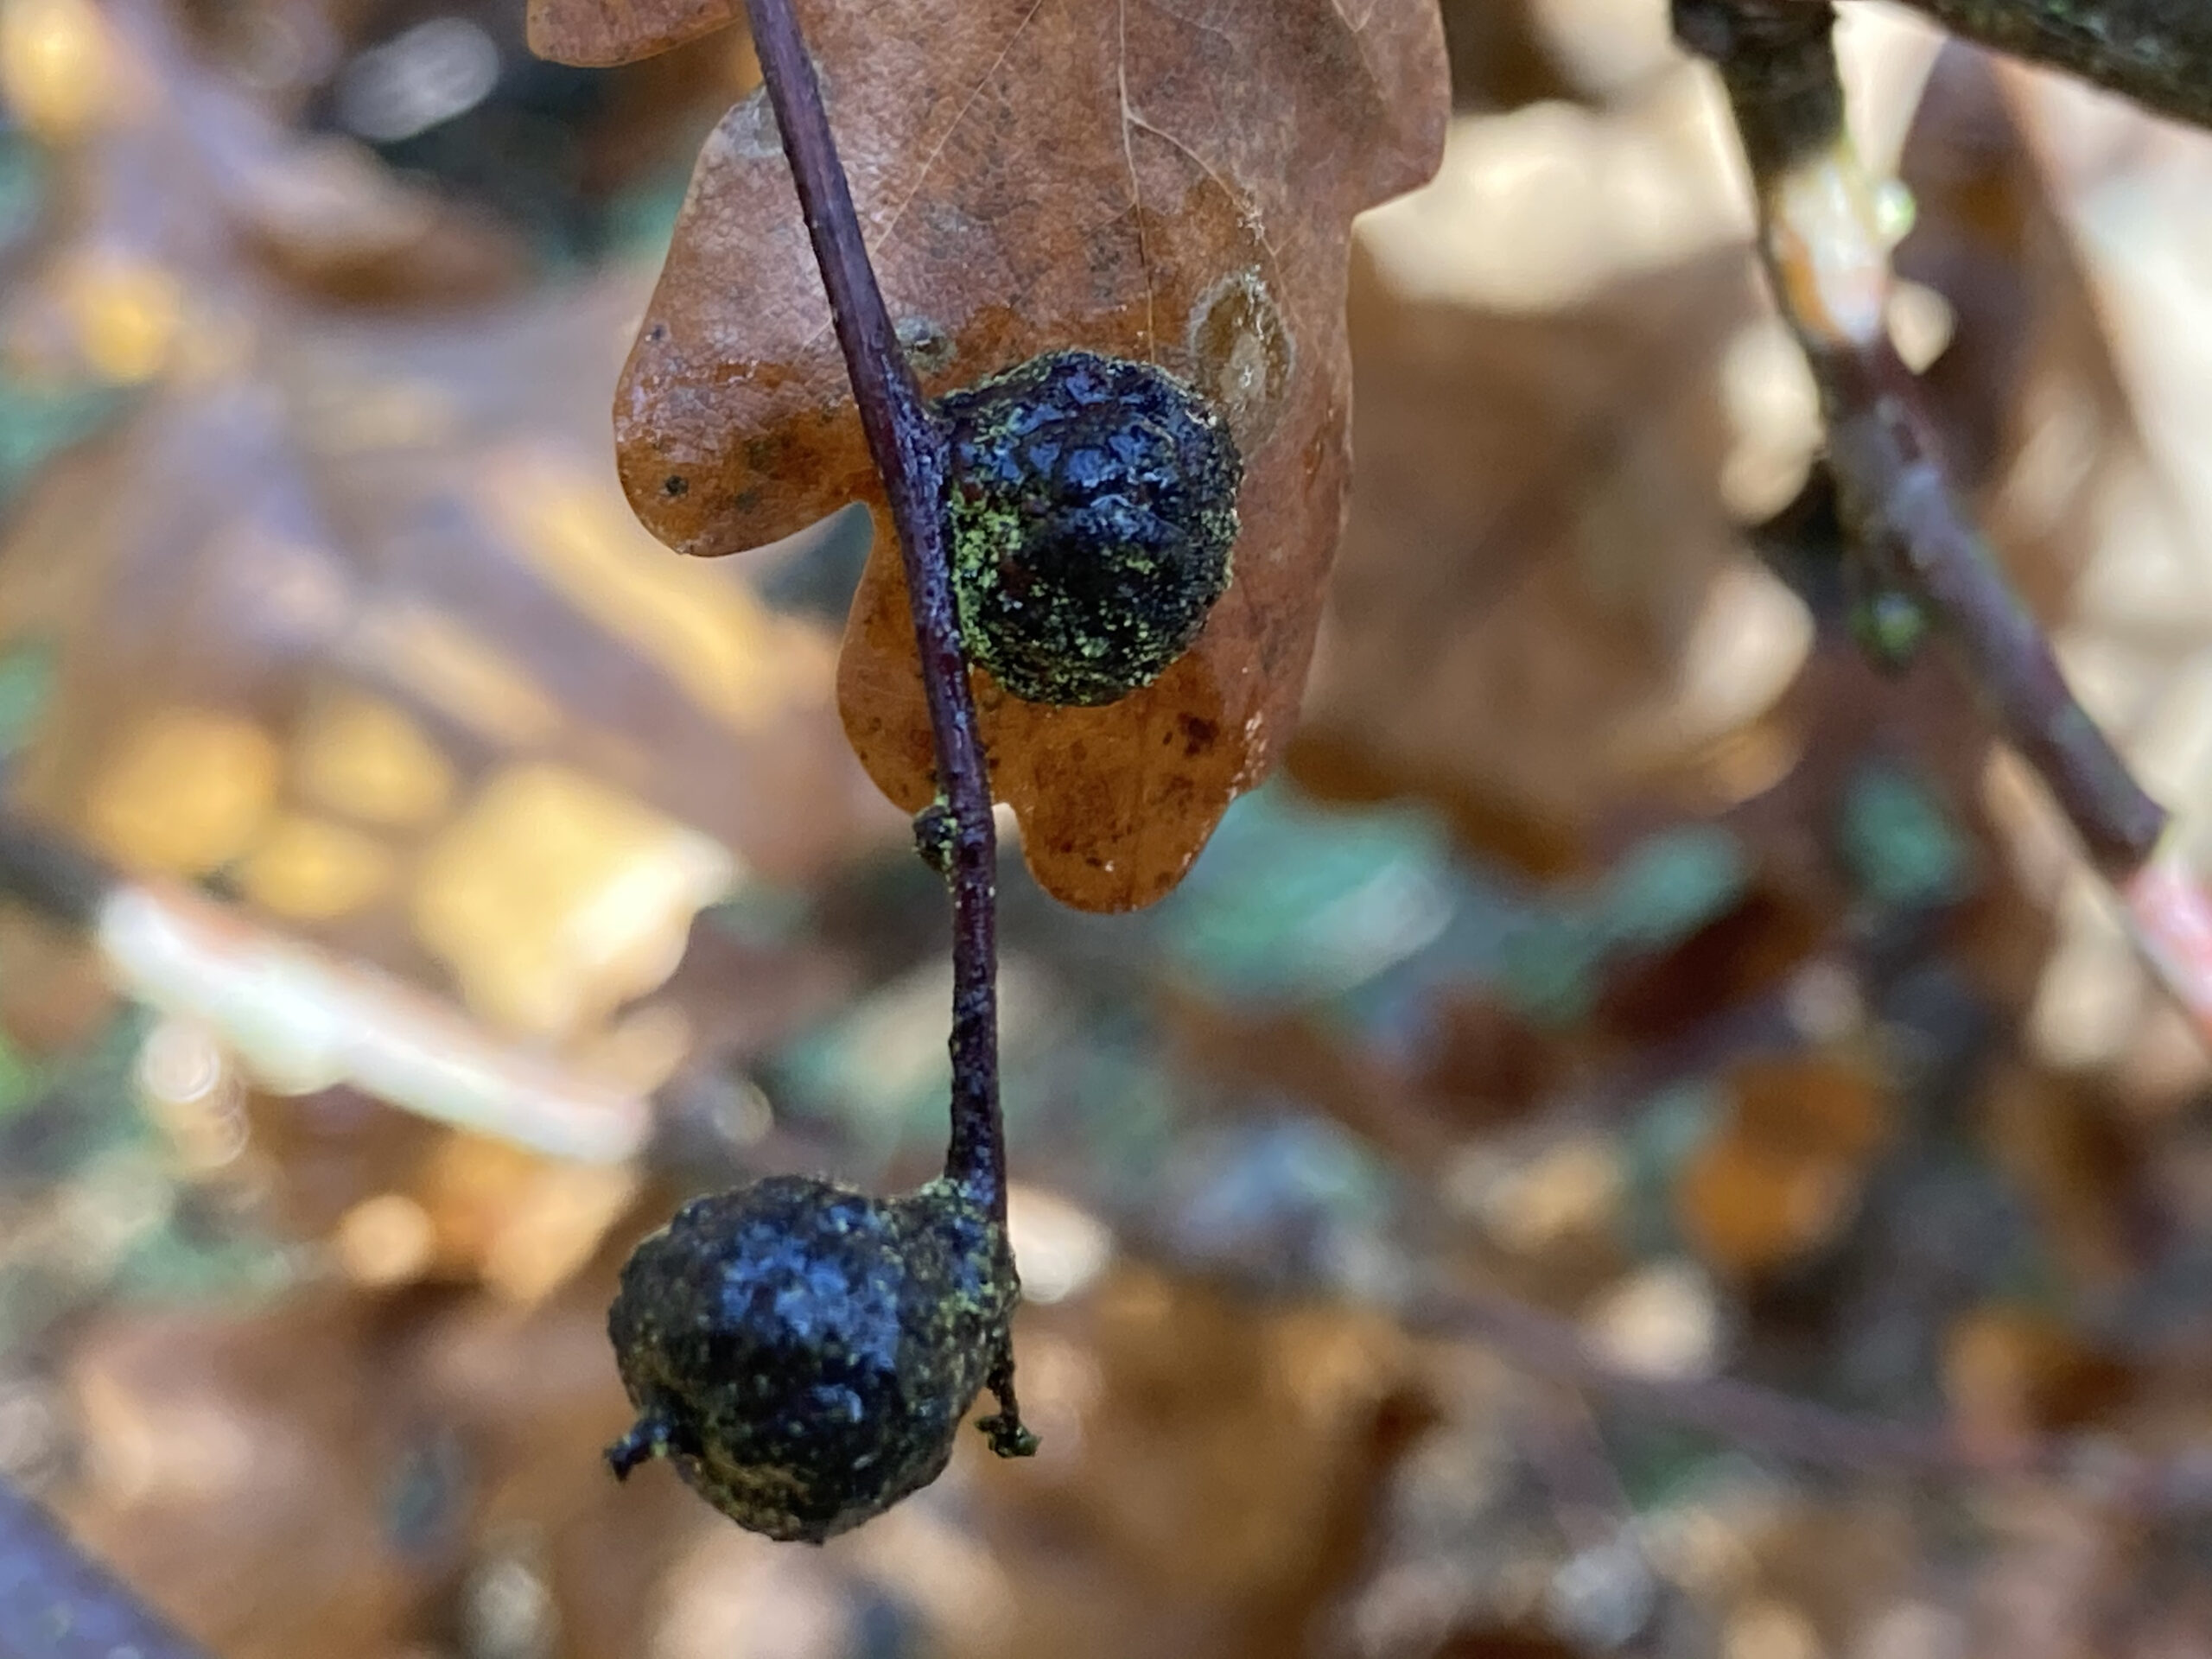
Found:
<box><xmin>938</xmin><ymin>349</ymin><xmax>1242</xmax><ymax>707</ymax></box>
<box><xmin>605</xmin><ymin>1173</ymin><xmax>1018</xmax><ymax>1544</ymax></box>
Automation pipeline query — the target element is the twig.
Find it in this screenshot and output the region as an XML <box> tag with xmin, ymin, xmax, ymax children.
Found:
<box><xmin>1675</xmin><ymin>0</ymin><xmax>2212</xmax><ymax>1065</ymax></box>
<box><xmin>1411</xmin><ymin>1282</ymin><xmax>1974</xmax><ymax>1477</ymax></box>
<box><xmin>1688</xmin><ymin>2</ymin><xmax>2212</xmax><ymax>1039</ymax></box>
<box><xmin>1508</xmin><ymin>0</ymin><xmax>2212</xmax><ymax>1515</ymax></box>
<box><xmin>741</xmin><ymin>0</ymin><xmax>1002</xmax><ymax>1213</ymax></box>
<box><xmin>1412</xmin><ymin>1281</ymin><xmax>2212</xmax><ymax>1519</ymax></box>
<box><xmin>1829</xmin><ymin>344</ymin><xmax>2163</xmax><ymax>877</ymax></box>
<box><xmin>1675</xmin><ymin>0</ymin><xmax>2165</xmax><ymax>881</ymax></box>
<box><xmin>1688</xmin><ymin>1</ymin><xmax>2212</xmax><ymax>1053</ymax></box>
<box><xmin>0</xmin><ymin>1482</ymin><xmax>212</xmax><ymax>1659</ymax></box>
<box><xmin>1872</xmin><ymin>0</ymin><xmax>2212</xmax><ymax>134</ymax></box>
<box><xmin>740</xmin><ymin>0</ymin><xmax>1028</xmax><ymax>1446</ymax></box>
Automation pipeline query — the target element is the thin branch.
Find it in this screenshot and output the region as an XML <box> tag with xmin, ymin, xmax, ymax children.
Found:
<box><xmin>740</xmin><ymin>0</ymin><xmax>1005</xmax><ymax>1218</ymax></box>
<box><xmin>1410</xmin><ymin>1281</ymin><xmax>2212</xmax><ymax>1519</ymax></box>
<box><xmin>1677</xmin><ymin>0</ymin><xmax>2166</xmax><ymax>881</ymax></box>
<box><xmin>1681</xmin><ymin>0</ymin><xmax>2212</xmax><ymax>1050</ymax></box>
<box><xmin>0</xmin><ymin>1483</ymin><xmax>212</xmax><ymax>1659</ymax></box>
<box><xmin>741</xmin><ymin>0</ymin><xmax>1029</xmax><ymax>1446</ymax></box>
<box><xmin>1873</xmin><ymin>0</ymin><xmax>2212</xmax><ymax>135</ymax></box>
<box><xmin>1411</xmin><ymin>1282</ymin><xmax>1973</xmax><ymax>1477</ymax></box>
<box><xmin>1828</xmin><ymin>344</ymin><xmax>2164</xmax><ymax>876</ymax></box>
<box><xmin>1630</xmin><ymin>0</ymin><xmax>2212</xmax><ymax>1517</ymax></box>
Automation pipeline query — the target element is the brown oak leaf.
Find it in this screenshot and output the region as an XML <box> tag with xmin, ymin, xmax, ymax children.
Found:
<box><xmin>612</xmin><ymin>0</ymin><xmax>1449</xmax><ymax>910</ymax></box>
<box><xmin>528</xmin><ymin>0</ymin><xmax>741</xmax><ymax>68</ymax></box>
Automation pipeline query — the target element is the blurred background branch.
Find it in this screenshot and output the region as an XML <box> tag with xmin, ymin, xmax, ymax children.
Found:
<box><xmin>1882</xmin><ymin>0</ymin><xmax>2212</xmax><ymax>131</ymax></box>
<box><xmin>1681</xmin><ymin>0</ymin><xmax>2167</xmax><ymax>880</ymax></box>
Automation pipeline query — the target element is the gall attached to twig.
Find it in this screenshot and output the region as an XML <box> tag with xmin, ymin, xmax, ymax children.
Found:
<box><xmin>938</xmin><ymin>349</ymin><xmax>1242</xmax><ymax>707</ymax></box>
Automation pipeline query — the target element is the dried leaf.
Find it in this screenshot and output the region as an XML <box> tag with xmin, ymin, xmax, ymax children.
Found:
<box><xmin>614</xmin><ymin>0</ymin><xmax>1448</xmax><ymax>909</ymax></box>
<box><xmin>1302</xmin><ymin>232</ymin><xmax>1764</xmax><ymax>873</ymax></box>
<box><xmin>83</xmin><ymin>704</ymin><xmax>284</xmax><ymax>876</ymax></box>
<box><xmin>968</xmin><ymin>1263</ymin><xmax>1427</xmax><ymax>1657</ymax></box>
<box><xmin>6</xmin><ymin>0</ymin><xmax>525</xmax><ymax>349</ymax></box>
<box><xmin>59</xmin><ymin>1265</ymin><xmax>698</xmax><ymax>1659</ymax></box>
<box><xmin>60</xmin><ymin>1297</ymin><xmax>419</xmax><ymax>1659</ymax></box>
<box><xmin>527</xmin><ymin>0</ymin><xmax>741</xmax><ymax>68</ymax></box>
<box><xmin>235</xmin><ymin>811</ymin><xmax>397</xmax><ymax>920</ymax></box>
<box><xmin>1896</xmin><ymin>45</ymin><xmax>2140</xmax><ymax>620</ymax></box>
<box><xmin>96</xmin><ymin>879</ymin><xmax>656</xmax><ymax>1159</ymax></box>
<box><xmin>1674</xmin><ymin>1052</ymin><xmax>1893</xmax><ymax>1281</ymax></box>
<box><xmin>1675</xmin><ymin>1130</ymin><xmax>1854</xmax><ymax>1281</ymax></box>
<box><xmin>0</xmin><ymin>0</ymin><xmax>876</xmax><ymax>1151</ymax></box>
<box><xmin>1944</xmin><ymin>1304</ymin><xmax>2134</xmax><ymax>1450</ymax></box>
<box><xmin>410</xmin><ymin>760</ymin><xmax>737</xmax><ymax>1040</ymax></box>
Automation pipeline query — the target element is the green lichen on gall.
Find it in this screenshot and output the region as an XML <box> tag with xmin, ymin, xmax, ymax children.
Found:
<box><xmin>937</xmin><ymin>349</ymin><xmax>1242</xmax><ymax>707</ymax></box>
<box><xmin>605</xmin><ymin>1173</ymin><xmax>1020</xmax><ymax>1544</ymax></box>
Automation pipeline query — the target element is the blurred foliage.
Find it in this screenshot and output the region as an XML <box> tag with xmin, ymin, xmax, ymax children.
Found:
<box><xmin>0</xmin><ymin>2</ymin><xmax>2209</xmax><ymax>1658</ymax></box>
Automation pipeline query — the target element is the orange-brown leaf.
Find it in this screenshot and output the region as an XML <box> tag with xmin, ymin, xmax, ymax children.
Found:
<box><xmin>614</xmin><ymin>0</ymin><xmax>1449</xmax><ymax>909</ymax></box>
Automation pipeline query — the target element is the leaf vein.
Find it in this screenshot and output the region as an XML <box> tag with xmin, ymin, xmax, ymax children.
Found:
<box><xmin>1117</xmin><ymin>0</ymin><xmax>1159</xmax><ymax>359</ymax></box>
<box><xmin>878</xmin><ymin>0</ymin><xmax>1052</xmax><ymax>250</ymax></box>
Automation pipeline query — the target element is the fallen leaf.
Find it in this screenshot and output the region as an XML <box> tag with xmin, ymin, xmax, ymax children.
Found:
<box><xmin>1675</xmin><ymin>1052</ymin><xmax>1894</xmax><ymax>1281</ymax></box>
<box><xmin>0</xmin><ymin>0</ymin><xmax>874</xmax><ymax>1153</ymax></box>
<box><xmin>1896</xmin><ymin>44</ymin><xmax>2141</xmax><ymax>621</ymax></box>
<box><xmin>95</xmin><ymin>879</ymin><xmax>655</xmax><ymax>1159</ymax></box>
<box><xmin>1944</xmin><ymin>1304</ymin><xmax>2133</xmax><ymax>1450</ymax></box>
<box><xmin>613</xmin><ymin>0</ymin><xmax>1448</xmax><ymax>909</ymax></box>
<box><xmin>410</xmin><ymin>760</ymin><xmax>737</xmax><ymax>1040</ymax></box>
<box><xmin>1436</xmin><ymin>0</ymin><xmax>1576</xmax><ymax>114</ymax></box>
<box><xmin>4</xmin><ymin>0</ymin><xmax>525</xmax><ymax>353</ymax></box>
<box><xmin>1675</xmin><ymin>1128</ymin><xmax>1854</xmax><ymax>1282</ymax></box>
<box><xmin>82</xmin><ymin>704</ymin><xmax>284</xmax><ymax>876</ymax></box>
<box><xmin>60</xmin><ymin>1296</ymin><xmax>421</xmax><ymax>1659</ymax></box>
<box><xmin>967</xmin><ymin>1262</ymin><xmax>1429</xmax><ymax>1659</ymax></box>
<box><xmin>235</xmin><ymin>811</ymin><xmax>397</xmax><ymax>921</ymax></box>
<box><xmin>290</xmin><ymin>690</ymin><xmax>458</xmax><ymax>829</ymax></box>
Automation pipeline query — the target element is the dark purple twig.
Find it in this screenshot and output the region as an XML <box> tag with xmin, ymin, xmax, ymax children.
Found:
<box><xmin>1819</xmin><ymin>344</ymin><xmax>2166</xmax><ymax>875</ymax></box>
<box><xmin>0</xmin><ymin>1483</ymin><xmax>211</xmax><ymax>1659</ymax></box>
<box><xmin>740</xmin><ymin>0</ymin><xmax>1002</xmax><ymax>1215</ymax></box>
<box><xmin>740</xmin><ymin>0</ymin><xmax>1028</xmax><ymax>1447</ymax></box>
<box><xmin>1522</xmin><ymin>0</ymin><xmax>2212</xmax><ymax>1520</ymax></box>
